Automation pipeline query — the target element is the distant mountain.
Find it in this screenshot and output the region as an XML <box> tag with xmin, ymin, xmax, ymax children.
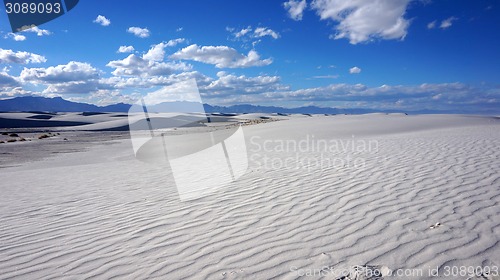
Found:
<box><xmin>0</xmin><ymin>95</ymin><xmax>469</xmax><ymax>115</ymax></box>
<box><xmin>203</xmin><ymin>104</ymin><xmax>384</xmax><ymax>114</ymax></box>
<box><xmin>0</xmin><ymin>96</ymin><xmax>131</xmax><ymax>112</ymax></box>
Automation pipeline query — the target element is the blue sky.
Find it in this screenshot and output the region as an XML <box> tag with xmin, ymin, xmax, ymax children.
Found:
<box><xmin>0</xmin><ymin>0</ymin><xmax>499</xmax><ymax>113</ymax></box>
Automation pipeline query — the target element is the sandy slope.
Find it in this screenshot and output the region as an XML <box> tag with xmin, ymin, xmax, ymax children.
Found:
<box><xmin>0</xmin><ymin>114</ymin><xmax>499</xmax><ymax>279</ymax></box>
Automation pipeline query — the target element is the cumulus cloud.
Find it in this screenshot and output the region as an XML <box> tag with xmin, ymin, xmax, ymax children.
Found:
<box><xmin>117</xmin><ymin>46</ymin><xmax>135</xmax><ymax>53</ymax></box>
<box><xmin>0</xmin><ymin>70</ymin><xmax>20</xmax><ymax>88</ymax></box>
<box><xmin>98</xmin><ymin>70</ymin><xmax>284</xmax><ymax>100</ymax></box>
<box><xmin>136</xmin><ymin>40</ymin><xmax>186</xmax><ymax>61</ymax></box>
<box><xmin>311</xmin><ymin>0</ymin><xmax>411</xmax><ymax>44</ymax></box>
<box><xmin>100</xmin><ymin>71</ymin><xmax>210</xmax><ymax>89</ymax></box>
<box><xmin>202</xmin><ymin>71</ymin><xmax>284</xmax><ymax>97</ymax></box>
<box><xmin>0</xmin><ymin>86</ymin><xmax>33</xmax><ymax>98</ymax></box>
<box><xmin>349</xmin><ymin>66</ymin><xmax>361</xmax><ymax>74</ymax></box>
<box><xmin>0</xmin><ymin>66</ymin><xmax>31</xmax><ymax>96</ymax></box>
<box><xmin>107</xmin><ymin>54</ymin><xmax>191</xmax><ymax>77</ymax></box>
<box><xmin>107</xmin><ymin>55</ymin><xmax>153</xmax><ymax>75</ymax></box>
<box><xmin>42</xmin><ymin>81</ymin><xmax>100</xmax><ymax>94</ymax></box>
<box><xmin>111</xmin><ymin>41</ymin><xmax>191</xmax><ymax>75</ymax></box>
<box><xmin>18</xmin><ymin>61</ymin><xmax>103</xmax><ymax>94</ymax></box>
<box><xmin>440</xmin><ymin>17</ymin><xmax>457</xmax><ymax>29</ymax></box>
<box><xmin>283</xmin><ymin>0</ymin><xmax>307</xmax><ymax>21</ymax></box>
<box><xmin>7</xmin><ymin>56</ymin><xmax>498</xmax><ymax>113</ymax></box>
<box><xmin>5</xmin><ymin>33</ymin><xmax>26</xmax><ymax>41</ymax></box>
<box><xmin>93</xmin><ymin>15</ymin><xmax>111</xmax><ymax>26</ymax></box>
<box><xmin>255</xmin><ymin>82</ymin><xmax>500</xmax><ymax>113</ymax></box>
<box><xmin>166</xmin><ymin>38</ymin><xmax>186</xmax><ymax>47</ymax></box>
<box><xmin>170</xmin><ymin>44</ymin><xmax>272</xmax><ymax>68</ymax></box>
<box><xmin>127</xmin><ymin>27</ymin><xmax>150</xmax><ymax>38</ymax></box>
<box><xmin>0</xmin><ymin>49</ymin><xmax>46</xmax><ymax>64</ymax></box>
<box><xmin>139</xmin><ymin>79</ymin><xmax>205</xmax><ymax>105</ymax></box>
<box><xmin>20</xmin><ymin>61</ymin><xmax>100</xmax><ymax>83</ymax></box>
<box><xmin>266</xmin><ymin>83</ymin><xmax>474</xmax><ymax>106</ymax></box>
<box><xmin>142</xmin><ymin>43</ymin><xmax>168</xmax><ymax>61</ymax></box>
<box><xmin>427</xmin><ymin>20</ymin><xmax>436</xmax><ymax>29</ymax></box>
<box><xmin>145</xmin><ymin>78</ymin><xmax>498</xmax><ymax>113</ymax></box>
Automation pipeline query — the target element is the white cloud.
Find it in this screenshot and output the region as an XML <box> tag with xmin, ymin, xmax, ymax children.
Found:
<box><xmin>140</xmin><ymin>40</ymin><xmax>186</xmax><ymax>61</ymax></box>
<box><xmin>143</xmin><ymin>43</ymin><xmax>167</xmax><ymax>61</ymax></box>
<box><xmin>93</xmin><ymin>15</ymin><xmax>111</xmax><ymax>26</ymax></box>
<box><xmin>18</xmin><ymin>61</ymin><xmax>102</xmax><ymax>94</ymax></box>
<box><xmin>254</xmin><ymin>27</ymin><xmax>280</xmax><ymax>39</ymax></box>
<box><xmin>203</xmin><ymin>71</ymin><xmax>284</xmax><ymax>97</ymax></box>
<box><xmin>234</xmin><ymin>26</ymin><xmax>252</xmax><ymax>38</ymax></box>
<box><xmin>106</xmin><ymin>55</ymin><xmax>151</xmax><ymax>76</ymax></box>
<box><xmin>166</xmin><ymin>38</ymin><xmax>186</xmax><ymax>47</ymax></box>
<box><xmin>288</xmin><ymin>83</ymin><xmax>500</xmax><ymax>113</ymax></box>
<box><xmin>22</xmin><ymin>26</ymin><xmax>51</xmax><ymax>36</ymax></box>
<box><xmin>127</xmin><ymin>27</ymin><xmax>150</xmax><ymax>38</ymax></box>
<box><xmin>0</xmin><ymin>70</ymin><xmax>19</xmax><ymax>88</ymax></box>
<box><xmin>107</xmin><ymin>54</ymin><xmax>191</xmax><ymax>77</ymax></box>
<box><xmin>0</xmin><ymin>48</ymin><xmax>46</xmax><ymax>64</ymax></box>
<box><xmin>284</xmin><ymin>0</ymin><xmax>307</xmax><ymax>21</ymax></box>
<box><xmin>141</xmin><ymin>79</ymin><xmax>204</xmax><ymax>104</ymax></box>
<box><xmin>440</xmin><ymin>17</ymin><xmax>457</xmax><ymax>29</ymax></box>
<box><xmin>228</xmin><ymin>26</ymin><xmax>280</xmax><ymax>41</ymax></box>
<box><xmin>0</xmin><ymin>86</ymin><xmax>33</xmax><ymax>98</ymax></box>
<box><xmin>100</xmin><ymin>71</ymin><xmax>210</xmax><ymax>89</ymax></box>
<box><xmin>176</xmin><ymin>27</ymin><xmax>183</xmax><ymax>32</ymax></box>
<box><xmin>86</xmin><ymin>89</ymin><xmax>140</xmax><ymax>106</ymax></box>
<box><xmin>20</xmin><ymin>61</ymin><xmax>100</xmax><ymax>83</ymax></box>
<box><xmin>6</xmin><ymin>33</ymin><xmax>26</xmax><ymax>41</ymax></box>
<box><xmin>117</xmin><ymin>46</ymin><xmax>135</xmax><ymax>53</ymax></box>
<box><xmin>349</xmin><ymin>66</ymin><xmax>361</xmax><ymax>74</ymax></box>
<box><xmin>312</xmin><ymin>75</ymin><xmax>339</xmax><ymax>79</ymax></box>
<box><xmin>432</xmin><ymin>93</ymin><xmax>442</xmax><ymax>100</ymax></box>
<box><xmin>427</xmin><ymin>17</ymin><xmax>458</xmax><ymax>30</ymax></box>
<box><xmin>311</xmin><ymin>0</ymin><xmax>411</xmax><ymax>44</ymax></box>
<box><xmin>42</xmin><ymin>81</ymin><xmax>100</xmax><ymax>94</ymax></box>
<box><xmin>260</xmin><ymin>82</ymin><xmax>499</xmax><ymax>112</ymax></box>
<box><xmin>170</xmin><ymin>44</ymin><xmax>273</xmax><ymax>68</ymax></box>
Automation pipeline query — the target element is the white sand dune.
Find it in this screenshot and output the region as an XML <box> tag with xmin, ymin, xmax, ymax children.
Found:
<box><xmin>0</xmin><ymin>112</ymin><xmax>277</xmax><ymax>132</ymax></box>
<box><xmin>0</xmin><ymin>114</ymin><xmax>499</xmax><ymax>279</ymax></box>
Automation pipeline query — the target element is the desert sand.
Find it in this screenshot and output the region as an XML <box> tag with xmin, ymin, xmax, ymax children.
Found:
<box><xmin>0</xmin><ymin>113</ymin><xmax>499</xmax><ymax>279</ymax></box>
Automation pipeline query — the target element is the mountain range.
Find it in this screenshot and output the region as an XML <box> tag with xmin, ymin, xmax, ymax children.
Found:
<box><xmin>0</xmin><ymin>96</ymin><xmax>470</xmax><ymax>115</ymax></box>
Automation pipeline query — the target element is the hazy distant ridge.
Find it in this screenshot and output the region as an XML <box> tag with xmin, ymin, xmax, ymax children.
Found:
<box><xmin>0</xmin><ymin>96</ymin><xmax>470</xmax><ymax>114</ymax></box>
